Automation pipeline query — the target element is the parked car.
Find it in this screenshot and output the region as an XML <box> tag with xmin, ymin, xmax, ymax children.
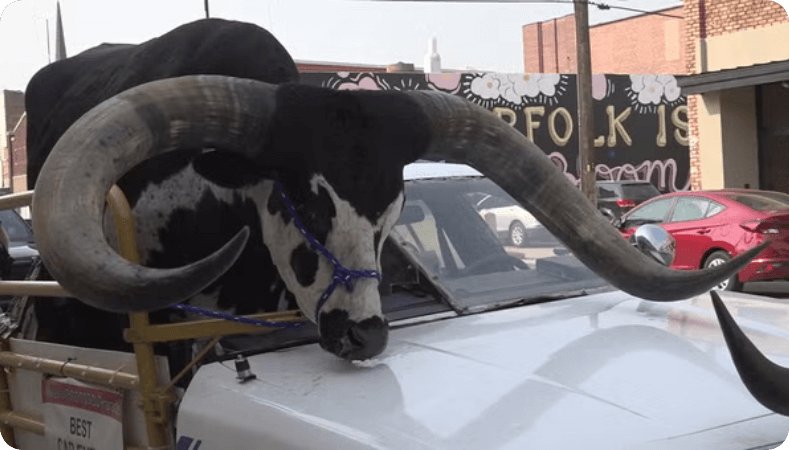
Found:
<box><xmin>0</xmin><ymin>208</ymin><xmax>38</xmax><ymax>308</ymax></box>
<box><xmin>468</xmin><ymin>186</ymin><xmax>559</xmax><ymax>248</ymax></box>
<box><xmin>1</xmin><ymin>209</ymin><xmax>37</xmax><ymax>277</ymax></box>
<box><xmin>613</xmin><ymin>189</ymin><xmax>789</xmax><ymax>291</ymax></box>
<box><xmin>597</xmin><ymin>180</ymin><xmax>661</xmax><ymax>219</ymax></box>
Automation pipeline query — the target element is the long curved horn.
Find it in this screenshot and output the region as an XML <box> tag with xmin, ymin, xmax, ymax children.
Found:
<box><xmin>33</xmin><ymin>75</ymin><xmax>277</xmax><ymax>312</ymax></box>
<box><xmin>710</xmin><ymin>290</ymin><xmax>789</xmax><ymax>416</ymax></box>
<box><xmin>405</xmin><ymin>91</ymin><xmax>766</xmax><ymax>301</ymax></box>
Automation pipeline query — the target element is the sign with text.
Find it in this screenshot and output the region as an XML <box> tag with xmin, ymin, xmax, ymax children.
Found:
<box><xmin>42</xmin><ymin>378</ymin><xmax>124</xmax><ymax>450</ymax></box>
<box><xmin>301</xmin><ymin>73</ymin><xmax>690</xmax><ymax>193</ymax></box>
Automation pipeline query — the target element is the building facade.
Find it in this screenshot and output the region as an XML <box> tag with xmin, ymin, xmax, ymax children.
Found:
<box><xmin>679</xmin><ymin>0</ymin><xmax>789</xmax><ymax>192</ymax></box>
<box><xmin>0</xmin><ymin>90</ymin><xmax>25</xmax><ymax>192</ymax></box>
<box><xmin>522</xmin><ymin>7</ymin><xmax>686</xmax><ymax>74</ymax></box>
<box><xmin>523</xmin><ymin>1</ymin><xmax>789</xmax><ymax>192</ymax></box>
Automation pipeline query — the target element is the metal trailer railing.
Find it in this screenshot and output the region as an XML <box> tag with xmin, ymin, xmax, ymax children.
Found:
<box><xmin>0</xmin><ymin>187</ymin><xmax>306</xmax><ymax>450</ymax></box>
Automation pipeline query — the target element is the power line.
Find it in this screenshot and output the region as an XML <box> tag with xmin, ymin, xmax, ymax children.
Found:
<box><xmin>365</xmin><ymin>0</ymin><xmax>684</xmax><ymax>19</ymax></box>
<box><xmin>590</xmin><ymin>2</ymin><xmax>683</xmax><ymax>19</ymax></box>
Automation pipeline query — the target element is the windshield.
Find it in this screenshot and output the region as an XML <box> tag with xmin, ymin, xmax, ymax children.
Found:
<box><xmin>0</xmin><ymin>209</ymin><xmax>33</xmax><ymax>245</ymax></box>
<box><xmin>390</xmin><ymin>176</ymin><xmax>609</xmax><ymax>313</ymax></box>
<box><xmin>620</xmin><ymin>184</ymin><xmax>661</xmax><ymax>200</ymax></box>
<box><xmin>724</xmin><ymin>192</ymin><xmax>789</xmax><ymax>211</ymax></box>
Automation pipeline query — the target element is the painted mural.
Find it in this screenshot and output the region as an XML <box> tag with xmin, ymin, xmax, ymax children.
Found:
<box><xmin>300</xmin><ymin>73</ymin><xmax>690</xmax><ymax>192</ymax></box>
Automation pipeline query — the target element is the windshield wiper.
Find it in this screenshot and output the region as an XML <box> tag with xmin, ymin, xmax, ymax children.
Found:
<box><xmin>461</xmin><ymin>285</ymin><xmax>615</xmax><ymax>315</ymax></box>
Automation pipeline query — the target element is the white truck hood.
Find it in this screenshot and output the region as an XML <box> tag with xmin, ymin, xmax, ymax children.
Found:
<box><xmin>177</xmin><ymin>290</ymin><xmax>789</xmax><ymax>450</ymax></box>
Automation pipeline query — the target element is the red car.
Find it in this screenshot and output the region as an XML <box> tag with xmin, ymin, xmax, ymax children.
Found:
<box><xmin>613</xmin><ymin>189</ymin><xmax>789</xmax><ymax>291</ymax></box>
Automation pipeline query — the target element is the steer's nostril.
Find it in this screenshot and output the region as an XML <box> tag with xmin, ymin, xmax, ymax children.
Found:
<box><xmin>319</xmin><ymin>311</ymin><xmax>389</xmax><ymax>361</ymax></box>
<box><xmin>347</xmin><ymin>326</ymin><xmax>365</xmax><ymax>348</ymax></box>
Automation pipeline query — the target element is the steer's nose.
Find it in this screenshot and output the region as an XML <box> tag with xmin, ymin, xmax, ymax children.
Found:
<box><xmin>319</xmin><ymin>310</ymin><xmax>388</xmax><ymax>361</ymax></box>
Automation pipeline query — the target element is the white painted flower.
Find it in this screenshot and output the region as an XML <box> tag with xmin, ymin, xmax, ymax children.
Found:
<box><xmin>537</xmin><ymin>73</ymin><xmax>562</xmax><ymax>96</ymax></box>
<box><xmin>630</xmin><ymin>74</ymin><xmax>663</xmax><ymax>105</ymax></box>
<box><xmin>470</xmin><ymin>74</ymin><xmax>502</xmax><ymax>100</ymax></box>
<box><xmin>499</xmin><ymin>74</ymin><xmax>536</xmax><ymax>104</ymax></box>
<box><xmin>659</xmin><ymin>75</ymin><xmax>681</xmax><ymax>102</ymax></box>
<box><xmin>497</xmin><ymin>74</ymin><xmax>563</xmax><ymax>104</ymax></box>
<box><xmin>630</xmin><ymin>74</ymin><xmax>644</xmax><ymax>91</ymax></box>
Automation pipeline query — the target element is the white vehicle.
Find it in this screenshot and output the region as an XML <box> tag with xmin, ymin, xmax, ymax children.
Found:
<box><xmin>451</xmin><ymin>166</ymin><xmax>557</xmax><ymax>248</ymax></box>
<box><xmin>2</xmin><ymin>163</ymin><xmax>788</xmax><ymax>450</ymax></box>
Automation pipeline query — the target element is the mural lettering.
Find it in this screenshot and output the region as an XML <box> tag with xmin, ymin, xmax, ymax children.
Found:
<box><xmin>301</xmin><ymin>72</ymin><xmax>690</xmax><ymax>192</ymax></box>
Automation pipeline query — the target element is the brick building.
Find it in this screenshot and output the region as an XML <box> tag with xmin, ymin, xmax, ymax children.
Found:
<box><xmin>0</xmin><ymin>90</ymin><xmax>25</xmax><ymax>192</ymax></box>
<box><xmin>523</xmin><ymin>1</ymin><xmax>789</xmax><ymax>192</ymax></box>
<box><xmin>522</xmin><ymin>6</ymin><xmax>685</xmax><ymax>74</ymax></box>
<box><xmin>678</xmin><ymin>0</ymin><xmax>789</xmax><ymax>192</ymax></box>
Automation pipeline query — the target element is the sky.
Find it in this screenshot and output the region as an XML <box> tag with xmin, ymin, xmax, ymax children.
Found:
<box><xmin>0</xmin><ymin>0</ymin><xmax>700</xmax><ymax>92</ymax></box>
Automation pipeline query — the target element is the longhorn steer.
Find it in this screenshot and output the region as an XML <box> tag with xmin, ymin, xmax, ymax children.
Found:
<box><xmin>26</xmin><ymin>18</ymin><xmax>301</xmax><ymax>365</ymax></box>
<box><xmin>30</xmin><ymin>19</ymin><xmax>766</xmax><ymax>367</ymax></box>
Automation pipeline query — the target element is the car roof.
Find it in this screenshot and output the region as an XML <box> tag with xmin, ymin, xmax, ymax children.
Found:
<box><xmin>639</xmin><ymin>189</ymin><xmax>789</xmax><ymax>203</ymax></box>
<box><xmin>403</xmin><ymin>161</ymin><xmax>483</xmax><ymax>181</ymax></box>
<box><xmin>649</xmin><ymin>189</ymin><xmax>786</xmax><ymax>196</ymax></box>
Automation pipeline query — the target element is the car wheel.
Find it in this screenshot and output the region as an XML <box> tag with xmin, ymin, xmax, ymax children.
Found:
<box><xmin>704</xmin><ymin>251</ymin><xmax>743</xmax><ymax>291</ymax></box>
<box><xmin>509</xmin><ymin>221</ymin><xmax>527</xmax><ymax>247</ymax></box>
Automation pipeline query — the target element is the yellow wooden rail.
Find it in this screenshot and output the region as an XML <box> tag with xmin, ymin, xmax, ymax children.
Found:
<box><xmin>0</xmin><ymin>186</ymin><xmax>307</xmax><ymax>449</ymax></box>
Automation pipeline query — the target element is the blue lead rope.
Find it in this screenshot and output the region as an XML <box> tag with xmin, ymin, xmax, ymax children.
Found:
<box><xmin>169</xmin><ymin>179</ymin><xmax>381</xmax><ymax>329</ymax></box>
<box><xmin>170</xmin><ymin>303</ymin><xmax>304</xmax><ymax>329</ymax></box>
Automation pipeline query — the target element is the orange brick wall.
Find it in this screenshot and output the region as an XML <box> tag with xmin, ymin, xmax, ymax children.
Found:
<box><xmin>591</xmin><ymin>10</ymin><xmax>685</xmax><ymax>74</ymax></box>
<box><xmin>522</xmin><ymin>8</ymin><xmax>685</xmax><ymax>74</ymax></box>
<box><xmin>685</xmin><ymin>0</ymin><xmax>788</xmax><ymax>75</ymax></box>
<box><xmin>523</xmin><ymin>22</ymin><xmax>541</xmax><ymax>73</ymax></box>
<box><xmin>684</xmin><ymin>0</ymin><xmax>789</xmax><ymax>190</ymax></box>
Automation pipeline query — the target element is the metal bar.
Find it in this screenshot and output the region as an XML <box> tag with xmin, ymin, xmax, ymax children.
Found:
<box><xmin>0</xmin><ymin>411</ymin><xmax>44</xmax><ymax>436</ymax></box>
<box><xmin>0</xmin><ymin>351</ymin><xmax>139</xmax><ymax>391</ymax></box>
<box><xmin>0</xmin><ymin>281</ymin><xmax>70</xmax><ymax>297</ymax></box>
<box><xmin>0</xmin><ymin>190</ymin><xmax>33</xmax><ymax>210</ymax></box>
<box><xmin>106</xmin><ymin>185</ymin><xmax>172</xmax><ymax>449</ymax></box>
<box><xmin>124</xmin><ymin>310</ymin><xmax>305</xmax><ymax>343</ymax></box>
<box><xmin>0</xmin><ymin>341</ymin><xmax>16</xmax><ymax>448</ymax></box>
<box><xmin>161</xmin><ymin>336</ymin><xmax>222</xmax><ymax>393</ymax></box>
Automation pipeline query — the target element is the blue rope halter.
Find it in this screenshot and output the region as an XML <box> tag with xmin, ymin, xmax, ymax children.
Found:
<box><xmin>170</xmin><ymin>179</ymin><xmax>381</xmax><ymax>329</ymax></box>
<box><xmin>272</xmin><ymin>179</ymin><xmax>381</xmax><ymax>323</ymax></box>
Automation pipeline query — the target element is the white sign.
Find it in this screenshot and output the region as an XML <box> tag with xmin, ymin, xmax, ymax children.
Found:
<box><xmin>42</xmin><ymin>378</ymin><xmax>124</xmax><ymax>450</ymax></box>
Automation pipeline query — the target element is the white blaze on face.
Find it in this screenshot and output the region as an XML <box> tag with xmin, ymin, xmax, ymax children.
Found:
<box><xmin>262</xmin><ymin>174</ymin><xmax>404</xmax><ymax>323</ymax></box>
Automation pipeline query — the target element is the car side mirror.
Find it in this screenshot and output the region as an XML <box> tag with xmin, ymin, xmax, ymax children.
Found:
<box><xmin>600</xmin><ymin>207</ymin><xmax>623</xmax><ymax>228</ymax></box>
<box><xmin>631</xmin><ymin>224</ymin><xmax>675</xmax><ymax>266</ymax></box>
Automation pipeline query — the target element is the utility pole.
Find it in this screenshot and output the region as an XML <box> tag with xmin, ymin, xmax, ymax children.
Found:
<box><xmin>204</xmin><ymin>0</ymin><xmax>210</xmax><ymax>18</ymax></box>
<box><xmin>574</xmin><ymin>0</ymin><xmax>596</xmax><ymax>205</ymax></box>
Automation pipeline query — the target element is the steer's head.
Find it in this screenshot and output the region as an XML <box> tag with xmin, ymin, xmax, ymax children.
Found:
<box><xmin>32</xmin><ymin>76</ymin><xmax>766</xmax><ymax>361</ymax></box>
<box><xmin>255</xmin><ymin>85</ymin><xmax>428</xmax><ymax>359</ymax></box>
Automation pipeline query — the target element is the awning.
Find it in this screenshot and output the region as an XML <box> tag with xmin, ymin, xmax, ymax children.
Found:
<box><xmin>677</xmin><ymin>59</ymin><xmax>789</xmax><ymax>95</ymax></box>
